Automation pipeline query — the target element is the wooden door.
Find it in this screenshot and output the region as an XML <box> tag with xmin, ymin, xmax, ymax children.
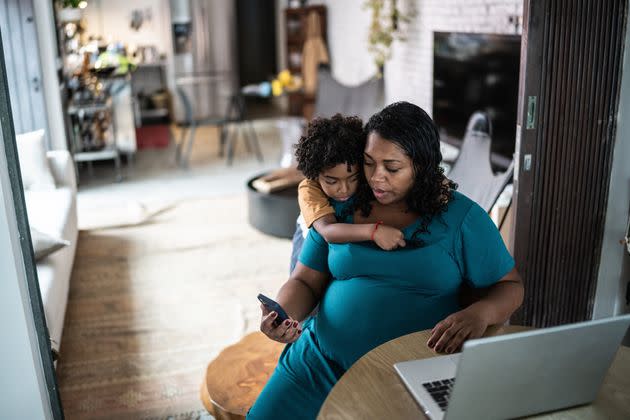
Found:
<box><xmin>511</xmin><ymin>0</ymin><xmax>628</xmax><ymax>326</ymax></box>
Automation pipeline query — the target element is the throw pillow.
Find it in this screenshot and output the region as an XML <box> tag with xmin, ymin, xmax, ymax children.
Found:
<box><xmin>16</xmin><ymin>129</ymin><xmax>56</xmax><ymax>191</ymax></box>
<box><xmin>31</xmin><ymin>228</ymin><xmax>69</xmax><ymax>261</ymax></box>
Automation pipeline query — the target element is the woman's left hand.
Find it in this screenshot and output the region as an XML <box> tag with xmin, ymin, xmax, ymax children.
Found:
<box><xmin>427</xmin><ymin>307</ymin><xmax>488</xmax><ymax>354</ymax></box>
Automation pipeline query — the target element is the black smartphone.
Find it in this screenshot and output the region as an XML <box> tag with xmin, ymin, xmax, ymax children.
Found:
<box><xmin>257</xmin><ymin>293</ymin><xmax>290</xmax><ymax>327</ymax></box>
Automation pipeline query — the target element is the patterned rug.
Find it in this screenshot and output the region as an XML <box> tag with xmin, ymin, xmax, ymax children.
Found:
<box><xmin>56</xmin><ymin>194</ymin><xmax>291</xmax><ymax>419</ymax></box>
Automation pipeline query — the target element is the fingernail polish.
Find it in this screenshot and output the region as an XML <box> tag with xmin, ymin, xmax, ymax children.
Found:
<box><xmin>298</xmin><ymin>329</ymin><xmax>302</xmax><ymax>334</ymax></box>
<box><xmin>285</xmin><ymin>320</ymin><xmax>290</xmax><ymax>326</ymax></box>
<box><xmin>293</xmin><ymin>321</ymin><xmax>298</xmax><ymax>327</ymax></box>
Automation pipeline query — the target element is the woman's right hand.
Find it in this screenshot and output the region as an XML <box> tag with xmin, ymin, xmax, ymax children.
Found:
<box><xmin>373</xmin><ymin>224</ymin><xmax>406</xmax><ymax>250</ymax></box>
<box><xmin>260</xmin><ymin>304</ymin><xmax>302</xmax><ymax>343</ymax></box>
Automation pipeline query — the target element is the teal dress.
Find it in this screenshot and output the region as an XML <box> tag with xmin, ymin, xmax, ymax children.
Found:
<box><xmin>247</xmin><ymin>192</ymin><xmax>514</xmax><ymax>419</ymax></box>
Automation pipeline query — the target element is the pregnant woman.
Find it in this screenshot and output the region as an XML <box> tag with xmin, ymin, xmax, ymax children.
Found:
<box><xmin>247</xmin><ymin>101</ymin><xmax>524</xmax><ymax>419</ymax></box>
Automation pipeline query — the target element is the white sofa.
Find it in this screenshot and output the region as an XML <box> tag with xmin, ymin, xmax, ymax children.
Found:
<box><xmin>23</xmin><ymin>150</ymin><xmax>78</xmax><ymax>354</ymax></box>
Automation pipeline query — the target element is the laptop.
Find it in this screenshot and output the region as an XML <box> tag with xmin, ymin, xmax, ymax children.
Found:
<box><xmin>394</xmin><ymin>314</ymin><xmax>630</xmax><ymax>420</ymax></box>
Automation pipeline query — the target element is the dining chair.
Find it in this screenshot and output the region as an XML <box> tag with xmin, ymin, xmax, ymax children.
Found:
<box><xmin>175</xmin><ymin>87</ymin><xmax>262</xmax><ymax>167</ymax></box>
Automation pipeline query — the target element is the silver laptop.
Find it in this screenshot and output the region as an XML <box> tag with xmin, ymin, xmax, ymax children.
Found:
<box><xmin>394</xmin><ymin>314</ymin><xmax>630</xmax><ymax>420</ymax></box>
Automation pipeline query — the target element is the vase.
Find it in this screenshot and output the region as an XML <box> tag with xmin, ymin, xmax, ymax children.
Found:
<box><xmin>58</xmin><ymin>7</ymin><xmax>82</xmax><ymax>22</ymax></box>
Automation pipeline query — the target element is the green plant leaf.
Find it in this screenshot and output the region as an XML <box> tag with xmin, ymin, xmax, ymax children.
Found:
<box><xmin>59</xmin><ymin>0</ymin><xmax>82</xmax><ymax>8</ymax></box>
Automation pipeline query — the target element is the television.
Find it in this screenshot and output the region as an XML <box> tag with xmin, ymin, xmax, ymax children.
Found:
<box><xmin>433</xmin><ymin>32</ymin><xmax>521</xmax><ymax>164</ymax></box>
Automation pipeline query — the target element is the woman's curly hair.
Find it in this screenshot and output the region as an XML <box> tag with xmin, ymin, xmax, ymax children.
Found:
<box><xmin>294</xmin><ymin>114</ymin><xmax>365</xmax><ymax>180</ymax></box>
<box><xmin>355</xmin><ymin>101</ymin><xmax>457</xmax><ymax>242</ymax></box>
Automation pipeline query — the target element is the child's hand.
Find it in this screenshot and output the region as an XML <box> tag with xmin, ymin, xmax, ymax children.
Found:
<box><xmin>373</xmin><ymin>225</ymin><xmax>406</xmax><ymax>250</ymax></box>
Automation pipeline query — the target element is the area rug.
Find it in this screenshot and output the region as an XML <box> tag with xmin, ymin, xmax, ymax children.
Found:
<box><xmin>56</xmin><ymin>194</ymin><xmax>292</xmax><ymax>419</ymax></box>
<box><xmin>78</xmin><ymin>201</ymin><xmax>178</xmax><ymax>231</ymax></box>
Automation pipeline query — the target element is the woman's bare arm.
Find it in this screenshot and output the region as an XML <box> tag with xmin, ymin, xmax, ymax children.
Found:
<box><xmin>260</xmin><ymin>262</ymin><xmax>330</xmax><ymax>343</ymax></box>
<box><xmin>462</xmin><ymin>268</ymin><xmax>524</xmax><ymax>325</ymax></box>
<box><xmin>276</xmin><ymin>262</ymin><xmax>330</xmax><ymax>322</ymax></box>
<box><xmin>428</xmin><ymin>267</ymin><xmax>524</xmax><ymax>353</ymax></box>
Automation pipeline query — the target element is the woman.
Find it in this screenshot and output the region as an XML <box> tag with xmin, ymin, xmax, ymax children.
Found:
<box><xmin>247</xmin><ymin>102</ymin><xmax>524</xmax><ymax>419</ymax></box>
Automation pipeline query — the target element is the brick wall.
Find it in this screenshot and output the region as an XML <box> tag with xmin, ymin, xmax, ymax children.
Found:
<box><xmin>318</xmin><ymin>0</ymin><xmax>523</xmax><ymax>116</ymax></box>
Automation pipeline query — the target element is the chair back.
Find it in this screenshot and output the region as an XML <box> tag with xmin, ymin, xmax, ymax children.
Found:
<box><xmin>313</xmin><ymin>66</ymin><xmax>384</xmax><ymax>122</ymax></box>
<box><xmin>448</xmin><ymin>112</ymin><xmax>514</xmax><ymax>212</ymax></box>
<box><xmin>176</xmin><ymin>86</ymin><xmax>194</xmax><ymax>124</ymax></box>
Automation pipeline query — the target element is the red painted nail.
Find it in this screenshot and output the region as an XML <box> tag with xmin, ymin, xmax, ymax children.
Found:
<box><xmin>285</xmin><ymin>320</ymin><xmax>290</xmax><ymax>326</ymax></box>
<box><xmin>293</xmin><ymin>321</ymin><xmax>298</xmax><ymax>327</ymax></box>
<box><xmin>298</xmin><ymin>329</ymin><xmax>302</xmax><ymax>334</ymax></box>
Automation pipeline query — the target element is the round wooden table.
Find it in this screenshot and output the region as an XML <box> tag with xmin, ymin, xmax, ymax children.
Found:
<box><xmin>201</xmin><ymin>332</ymin><xmax>285</xmax><ymax>420</ymax></box>
<box><xmin>317</xmin><ymin>325</ymin><xmax>630</xmax><ymax>419</ymax></box>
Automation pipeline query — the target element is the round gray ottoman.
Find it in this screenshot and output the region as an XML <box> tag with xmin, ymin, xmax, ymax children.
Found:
<box><xmin>247</xmin><ymin>173</ymin><xmax>300</xmax><ymax>239</ymax></box>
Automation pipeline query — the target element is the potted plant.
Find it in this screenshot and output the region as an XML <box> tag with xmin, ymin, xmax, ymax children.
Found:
<box><xmin>57</xmin><ymin>0</ymin><xmax>85</xmax><ymax>22</ymax></box>
<box><xmin>364</xmin><ymin>0</ymin><xmax>413</xmax><ymax>76</ymax></box>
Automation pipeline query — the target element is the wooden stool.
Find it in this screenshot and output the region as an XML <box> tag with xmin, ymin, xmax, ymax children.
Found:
<box><xmin>200</xmin><ymin>332</ymin><xmax>285</xmax><ymax>420</ymax></box>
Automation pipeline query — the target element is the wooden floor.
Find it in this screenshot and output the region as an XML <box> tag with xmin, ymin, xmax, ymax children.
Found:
<box><xmin>55</xmin><ymin>195</ymin><xmax>290</xmax><ymax>419</ymax></box>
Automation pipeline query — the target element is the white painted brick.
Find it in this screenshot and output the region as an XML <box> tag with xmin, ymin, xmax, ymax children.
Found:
<box><xmin>489</xmin><ymin>4</ymin><xmax>518</xmax><ymax>15</ymax></box>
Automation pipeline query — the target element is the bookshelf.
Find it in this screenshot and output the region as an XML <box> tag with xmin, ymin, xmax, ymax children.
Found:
<box><xmin>284</xmin><ymin>5</ymin><xmax>327</xmax><ymax>118</ymax></box>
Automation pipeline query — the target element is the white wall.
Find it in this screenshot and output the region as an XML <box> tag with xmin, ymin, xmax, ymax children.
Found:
<box><xmin>314</xmin><ymin>0</ymin><xmax>376</xmax><ymax>86</ymax></box>
<box><xmin>593</xmin><ymin>10</ymin><xmax>630</xmax><ymax>321</ymax></box>
<box><xmin>82</xmin><ymin>0</ymin><xmax>171</xmax><ymax>56</ymax></box>
<box><xmin>318</xmin><ymin>0</ymin><xmax>523</xmax><ymax>112</ymax></box>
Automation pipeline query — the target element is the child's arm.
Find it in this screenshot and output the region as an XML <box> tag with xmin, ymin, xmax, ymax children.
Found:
<box><xmin>313</xmin><ymin>216</ymin><xmax>406</xmax><ymax>250</ymax></box>
<box><xmin>299</xmin><ymin>179</ymin><xmax>405</xmax><ymax>249</ymax></box>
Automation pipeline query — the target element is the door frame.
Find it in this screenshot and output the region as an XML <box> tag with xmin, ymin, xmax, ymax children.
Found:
<box><xmin>0</xmin><ymin>27</ymin><xmax>63</xmax><ymax>418</ymax></box>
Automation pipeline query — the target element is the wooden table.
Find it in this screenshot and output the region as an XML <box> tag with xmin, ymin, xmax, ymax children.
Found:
<box><xmin>317</xmin><ymin>325</ymin><xmax>630</xmax><ymax>419</ymax></box>
<box><xmin>201</xmin><ymin>332</ymin><xmax>285</xmax><ymax>420</ymax></box>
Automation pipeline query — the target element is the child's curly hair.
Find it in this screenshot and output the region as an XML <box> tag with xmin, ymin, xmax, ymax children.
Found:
<box><xmin>294</xmin><ymin>114</ymin><xmax>365</xmax><ymax>180</ymax></box>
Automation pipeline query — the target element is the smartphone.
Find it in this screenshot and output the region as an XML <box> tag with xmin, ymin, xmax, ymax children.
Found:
<box><xmin>257</xmin><ymin>293</ymin><xmax>289</xmax><ymax>327</ymax></box>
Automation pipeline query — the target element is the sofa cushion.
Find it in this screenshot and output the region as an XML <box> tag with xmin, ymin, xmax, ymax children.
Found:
<box><xmin>36</xmin><ymin>255</ymin><xmax>71</xmax><ymax>353</ymax></box>
<box><xmin>16</xmin><ymin>129</ymin><xmax>56</xmax><ymax>191</ymax></box>
<box><xmin>24</xmin><ymin>187</ymin><xmax>74</xmax><ymax>238</ymax></box>
<box><xmin>26</xmin><ymin>183</ymin><xmax>78</xmax><ymax>354</ymax></box>
<box><xmin>31</xmin><ymin>227</ymin><xmax>70</xmax><ymax>261</ymax></box>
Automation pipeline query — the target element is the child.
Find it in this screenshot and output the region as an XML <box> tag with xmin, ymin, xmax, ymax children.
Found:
<box><xmin>294</xmin><ymin>114</ymin><xmax>406</xmax><ymax>250</ymax></box>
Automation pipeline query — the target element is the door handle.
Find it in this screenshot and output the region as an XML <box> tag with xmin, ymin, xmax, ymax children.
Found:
<box><xmin>526</xmin><ymin>96</ymin><xmax>537</xmax><ymax>129</ymax></box>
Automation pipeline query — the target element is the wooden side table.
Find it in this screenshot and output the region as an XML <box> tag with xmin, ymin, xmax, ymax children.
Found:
<box><xmin>201</xmin><ymin>332</ymin><xmax>285</xmax><ymax>420</ymax></box>
<box><xmin>317</xmin><ymin>325</ymin><xmax>630</xmax><ymax>419</ymax></box>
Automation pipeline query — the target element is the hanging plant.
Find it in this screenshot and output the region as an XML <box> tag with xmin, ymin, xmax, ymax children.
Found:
<box><xmin>364</xmin><ymin>0</ymin><xmax>413</xmax><ymax>76</ymax></box>
<box><xmin>59</xmin><ymin>0</ymin><xmax>83</xmax><ymax>7</ymax></box>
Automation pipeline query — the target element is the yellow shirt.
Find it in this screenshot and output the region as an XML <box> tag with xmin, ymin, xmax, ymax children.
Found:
<box><xmin>298</xmin><ymin>179</ymin><xmax>335</xmax><ymax>228</ymax></box>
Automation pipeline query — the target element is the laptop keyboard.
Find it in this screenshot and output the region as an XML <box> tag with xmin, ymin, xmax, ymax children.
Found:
<box><xmin>422</xmin><ymin>378</ymin><xmax>455</xmax><ymax>411</ymax></box>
